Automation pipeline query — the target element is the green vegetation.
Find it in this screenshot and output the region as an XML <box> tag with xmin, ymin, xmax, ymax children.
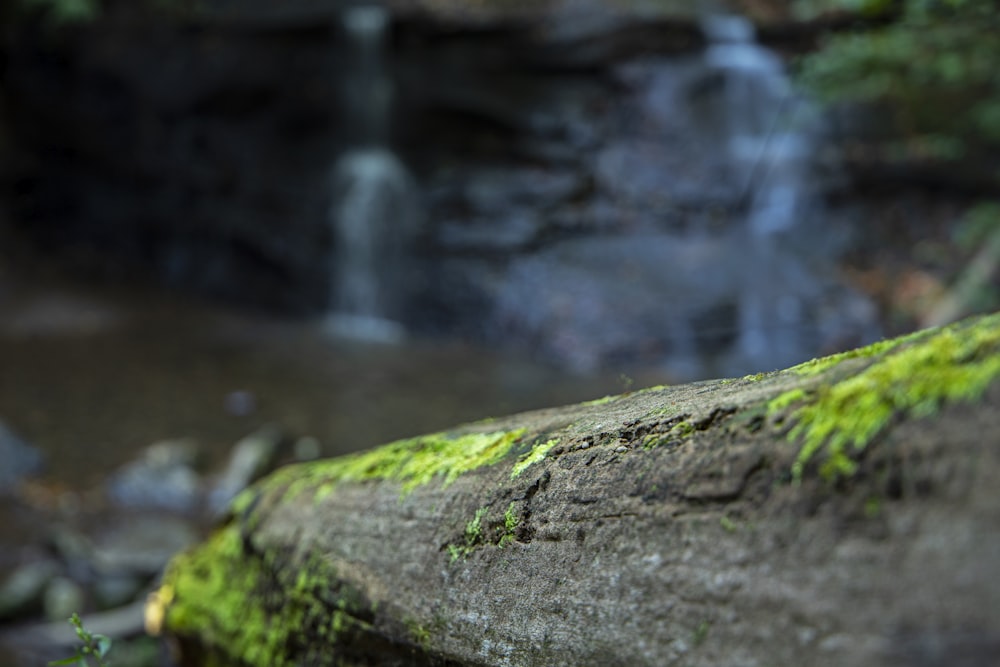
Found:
<box><xmin>642</xmin><ymin>419</ymin><xmax>694</xmax><ymax>450</ymax></box>
<box><xmin>692</xmin><ymin>619</ymin><xmax>711</xmax><ymax>647</ymax></box>
<box><xmin>498</xmin><ymin>502</ymin><xmax>518</xmax><ymax>547</ymax></box>
<box><xmin>798</xmin><ymin>0</ymin><xmax>1000</xmax><ymax>160</ymax></box>
<box><xmin>788</xmin><ymin>328</ymin><xmax>933</xmax><ymax>377</ymax></box>
<box><xmin>155</xmin><ymin>526</ymin><xmax>373</xmax><ymax>667</ymax></box>
<box><xmin>226</xmin><ymin>429</ymin><xmax>526</xmax><ymax>510</ymax></box>
<box><xmin>404</xmin><ymin>617</ymin><xmax>432</xmax><ymax>648</ymax></box>
<box><xmin>18</xmin><ymin>0</ymin><xmax>99</xmax><ymax>24</ymax></box>
<box><xmin>448</xmin><ymin>506</ymin><xmax>488</xmax><ymax>562</ymax></box>
<box><xmin>510</xmin><ymin>439</ymin><xmax>558</xmax><ymax>478</ymax></box>
<box><xmin>798</xmin><ymin>0</ymin><xmax>1000</xmax><ymax>335</ymax></box>
<box><xmin>49</xmin><ymin>613</ymin><xmax>111</xmax><ymax>667</ymax></box>
<box><xmin>771</xmin><ymin>313</ymin><xmax>1000</xmax><ymax>481</ymax></box>
<box><xmin>447</xmin><ymin>502</ymin><xmax>519</xmax><ymax>560</ymax></box>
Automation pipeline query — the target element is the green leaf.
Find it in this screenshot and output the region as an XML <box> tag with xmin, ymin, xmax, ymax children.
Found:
<box><xmin>94</xmin><ymin>635</ymin><xmax>112</xmax><ymax>658</ymax></box>
<box><xmin>47</xmin><ymin>658</ymin><xmax>82</xmax><ymax>666</ymax></box>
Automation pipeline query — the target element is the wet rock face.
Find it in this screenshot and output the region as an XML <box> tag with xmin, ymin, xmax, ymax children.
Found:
<box><xmin>400</xmin><ymin>17</ymin><xmax>879</xmax><ymax>376</ymax></box>
<box><xmin>5</xmin><ymin>18</ymin><xmax>345</xmax><ymax>313</ymax></box>
<box><xmin>3</xmin><ymin>6</ymin><xmax>879</xmax><ymax>375</ymax></box>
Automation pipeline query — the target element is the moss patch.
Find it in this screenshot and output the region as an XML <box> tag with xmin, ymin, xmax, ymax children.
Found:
<box><xmin>642</xmin><ymin>419</ymin><xmax>694</xmax><ymax>450</ymax></box>
<box><xmin>775</xmin><ymin>313</ymin><xmax>1000</xmax><ymax>481</ymax></box>
<box><xmin>498</xmin><ymin>502</ymin><xmax>518</xmax><ymax>548</ymax></box>
<box><xmin>448</xmin><ymin>506</ymin><xmax>489</xmax><ymax>562</ymax></box>
<box><xmin>510</xmin><ymin>439</ymin><xmax>558</xmax><ymax>478</ymax></box>
<box><xmin>788</xmin><ymin>327</ymin><xmax>935</xmax><ymax>377</ymax></box>
<box><xmin>229</xmin><ymin>429</ymin><xmax>526</xmax><ymax>507</ymax></box>
<box><xmin>154</xmin><ymin>525</ymin><xmax>372</xmax><ymax>667</ymax></box>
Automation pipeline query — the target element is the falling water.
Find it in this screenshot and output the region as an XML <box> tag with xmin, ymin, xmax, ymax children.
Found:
<box><xmin>325</xmin><ymin>5</ymin><xmax>416</xmax><ymax>343</ymax></box>
<box><xmin>703</xmin><ymin>14</ymin><xmax>823</xmax><ymax>371</ymax></box>
<box><xmin>703</xmin><ymin>13</ymin><xmax>815</xmax><ymax>237</ymax></box>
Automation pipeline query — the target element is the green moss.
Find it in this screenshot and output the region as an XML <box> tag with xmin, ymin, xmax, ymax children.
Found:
<box><xmin>642</xmin><ymin>419</ymin><xmax>694</xmax><ymax>450</ymax></box>
<box><xmin>404</xmin><ymin>617</ymin><xmax>431</xmax><ymax>648</ymax></box>
<box><xmin>510</xmin><ymin>439</ymin><xmax>558</xmax><ymax>478</ymax></box>
<box><xmin>767</xmin><ymin>388</ymin><xmax>807</xmax><ymax>413</ymax></box>
<box><xmin>582</xmin><ymin>395</ymin><xmax>617</xmax><ymax>406</ymax></box>
<box><xmin>779</xmin><ymin>313</ymin><xmax>1000</xmax><ymax>481</ymax></box>
<box><xmin>155</xmin><ymin>524</ymin><xmax>371</xmax><ymax>667</ymax></box>
<box><xmin>789</xmin><ymin>327</ymin><xmax>934</xmax><ymax>377</ymax></box>
<box><xmin>498</xmin><ymin>502</ymin><xmax>518</xmax><ymax>548</ymax></box>
<box><xmin>252</xmin><ymin>429</ymin><xmax>525</xmax><ymax>504</ymax></box>
<box><xmin>692</xmin><ymin>619</ymin><xmax>711</xmax><ymax>647</ymax></box>
<box><xmin>448</xmin><ymin>506</ymin><xmax>489</xmax><ymax>562</ymax></box>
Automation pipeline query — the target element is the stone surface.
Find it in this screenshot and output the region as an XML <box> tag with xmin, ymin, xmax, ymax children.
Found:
<box><xmin>0</xmin><ymin>421</ymin><xmax>43</xmax><ymax>496</ymax></box>
<box><xmin>152</xmin><ymin>314</ymin><xmax>1000</xmax><ymax>666</ymax></box>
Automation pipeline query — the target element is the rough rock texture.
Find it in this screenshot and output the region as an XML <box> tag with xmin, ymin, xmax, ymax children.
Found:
<box><xmin>1</xmin><ymin>1</ymin><xmax>885</xmax><ymax>377</ymax></box>
<box><xmin>151</xmin><ymin>312</ymin><xmax>1000</xmax><ymax>666</ymax></box>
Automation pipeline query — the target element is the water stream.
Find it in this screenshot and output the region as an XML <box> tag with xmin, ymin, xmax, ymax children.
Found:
<box><xmin>325</xmin><ymin>5</ymin><xmax>416</xmax><ymax>343</ymax></box>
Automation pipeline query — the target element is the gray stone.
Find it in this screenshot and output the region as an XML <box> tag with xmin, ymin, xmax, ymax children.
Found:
<box><xmin>0</xmin><ymin>560</ymin><xmax>59</xmax><ymax>621</ymax></box>
<box><xmin>0</xmin><ymin>421</ymin><xmax>43</xmax><ymax>495</ymax></box>
<box><xmin>106</xmin><ymin>440</ymin><xmax>201</xmax><ymax>513</ymax></box>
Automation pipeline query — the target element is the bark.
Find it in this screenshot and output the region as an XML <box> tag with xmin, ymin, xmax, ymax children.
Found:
<box><xmin>150</xmin><ymin>313</ymin><xmax>1000</xmax><ymax>667</ymax></box>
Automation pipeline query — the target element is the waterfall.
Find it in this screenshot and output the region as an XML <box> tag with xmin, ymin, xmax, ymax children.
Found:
<box><xmin>325</xmin><ymin>5</ymin><xmax>416</xmax><ymax>343</ymax></box>
<box><xmin>703</xmin><ymin>14</ymin><xmax>814</xmax><ymax>237</ymax></box>
<box><xmin>702</xmin><ymin>14</ymin><xmax>822</xmax><ymax>371</ymax></box>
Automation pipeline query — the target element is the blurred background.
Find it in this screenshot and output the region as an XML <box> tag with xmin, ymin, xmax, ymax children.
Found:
<box><xmin>0</xmin><ymin>0</ymin><xmax>997</xmax><ymax>663</ymax></box>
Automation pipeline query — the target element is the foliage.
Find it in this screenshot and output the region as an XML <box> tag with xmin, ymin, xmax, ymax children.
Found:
<box><xmin>797</xmin><ymin>0</ymin><xmax>1000</xmax><ymax>159</ymax></box>
<box><xmin>17</xmin><ymin>0</ymin><xmax>99</xmax><ymax>24</ymax></box>
<box><xmin>49</xmin><ymin>613</ymin><xmax>112</xmax><ymax>667</ymax></box>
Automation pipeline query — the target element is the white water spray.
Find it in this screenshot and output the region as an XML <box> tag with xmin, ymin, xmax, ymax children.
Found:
<box><xmin>325</xmin><ymin>5</ymin><xmax>416</xmax><ymax>343</ymax></box>
<box><xmin>703</xmin><ymin>14</ymin><xmax>822</xmax><ymax>370</ymax></box>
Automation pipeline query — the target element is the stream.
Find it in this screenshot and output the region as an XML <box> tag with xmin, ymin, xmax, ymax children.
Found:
<box><xmin>0</xmin><ymin>270</ymin><xmax>666</xmax><ymax>499</ymax></box>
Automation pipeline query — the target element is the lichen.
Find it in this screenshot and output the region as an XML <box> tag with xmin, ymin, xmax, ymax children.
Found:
<box><xmin>777</xmin><ymin>313</ymin><xmax>1000</xmax><ymax>481</ymax></box>
<box><xmin>510</xmin><ymin>438</ymin><xmax>558</xmax><ymax>478</ymax></box>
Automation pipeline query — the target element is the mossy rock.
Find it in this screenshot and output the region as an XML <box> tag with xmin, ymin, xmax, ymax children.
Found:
<box><xmin>150</xmin><ymin>312</ymin><xmax>1000</xmax><ymax>667</ymax></box>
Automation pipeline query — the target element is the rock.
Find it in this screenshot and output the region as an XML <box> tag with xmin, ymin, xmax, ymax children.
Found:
<box><xmin>93</xmin><ymin>573</ymin><xmax>145</xmax><ymax>610</ymax></box>
<box><xmin>293</xmin><ymin>436</ymin><xmax>322</xmax><ymax>462</ymax></box>
<box><xmin>207</xmin><ymin>425</ymin><xmax>284</xmax><ymax>516</ymax></box>
<box><xmin>0</xmin><ymin>560</ymin><xmax>60</xmax><ymax>621</ymax></box>
<box><xmin>0</xmin><ymin>420</ymin><xmax>43</xmax><ymax>496</ymax></box>
<box><xmin>89</xmin><ymin>515</ymin><xmax>199</xmax><ymax>578</ymax></box>
<box><xmin>42</xmin><ymin>577</ymin><xmax>84</xmax><ymax>624</ymax></box>
<box><xmin>106</xmin><ymin>440</ymin><xmax>201</xmax><ymax>513</ymax></box>
<box><xmin>492</xmin><ymin>232</ymin><xmax>879</xmax><ymax>377</ymax></box>
<box><xmin>149</xmin><ymin>313</ymin><xmax>1000</xmax><ymax>667</ymax></box>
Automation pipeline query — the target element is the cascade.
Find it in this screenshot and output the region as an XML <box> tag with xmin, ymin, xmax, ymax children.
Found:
<box><xmin>702</xmin><ymin>13</ymin><xmax>815</xmax><ymax>237</ymax></box>
<box><xmin>702</xmin><ymin>14</ymin><xmax>823</xmax><ymax>371</ymax></box>
<box><xmin>325</xmin><ymin>5</ymin><xmax>415</xmax><ymax>343</ymax></box>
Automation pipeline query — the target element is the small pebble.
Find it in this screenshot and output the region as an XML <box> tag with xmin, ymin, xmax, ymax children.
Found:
<box><xmin>294</xmin><ymin>436</ymin><xmax>322</xmax><ymax>461</ymax></box>
<box><xmin>0</xmin><ymin>560</ymin><xmax>59</xmax><ymax>620</ymax></box>
<box><xmin>614</xmin><ymin>445</ymin><xmax>628</xmax><ymax>453</ymax></box>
